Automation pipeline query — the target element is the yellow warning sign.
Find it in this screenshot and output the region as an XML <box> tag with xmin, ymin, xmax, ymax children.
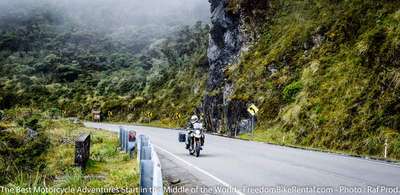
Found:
<box><xmin>247</xmin><ymin>104</ymin><xmax>259</xmax><ymax>116</ymax></box>
<box><xmin>144</xmin><ymin>111</ymin><xmax>153</xmax><ymax>118</ymax></box>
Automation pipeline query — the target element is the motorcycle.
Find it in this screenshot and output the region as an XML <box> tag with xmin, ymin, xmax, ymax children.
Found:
<box><xmin>179</xmin><ymin>128</ymin><xmax>204</xmax><ymax>157</ymax></box>
<box><xmin>190</xmin><ymin>129</ymin><xmax>204</xmax><ymax>157</ymax></box>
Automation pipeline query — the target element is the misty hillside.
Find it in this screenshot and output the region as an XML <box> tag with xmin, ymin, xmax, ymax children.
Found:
<box><xmin>0</xmin><ymin>0</ymin><xmax>209</xmax><ymax>125</ymax></box>
<box><xmin>0</xmin><ymin>0</ymin><xmax>209</xmax><ymax>186</ymax></box>
<box><xmin>1</xmin><ymin>0</ymin><xmax>400</xmax><ymax>186</ymax></box>
<box><xmin>1</xmin><ymin>0</ymin><xmax>400</xmax><ymax>191</ymax></box>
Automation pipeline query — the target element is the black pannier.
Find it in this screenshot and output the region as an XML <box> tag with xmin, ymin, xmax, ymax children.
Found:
<box><xmin>178</xmin><ymin>132</ymin><xmax>186</xmax><ymax>142</ymax></box>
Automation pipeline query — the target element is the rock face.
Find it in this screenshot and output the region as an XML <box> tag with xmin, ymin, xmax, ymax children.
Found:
<box><xmin>202</xmin><ymin>0</ymin><xmax>248</xmax><ymax>135</ymax></box>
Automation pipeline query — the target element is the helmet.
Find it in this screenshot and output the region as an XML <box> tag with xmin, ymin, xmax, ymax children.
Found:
<box><xmin>190</xmin><ymin>115</ymin><xmax>199</xmax><ymax>123</ymax></box>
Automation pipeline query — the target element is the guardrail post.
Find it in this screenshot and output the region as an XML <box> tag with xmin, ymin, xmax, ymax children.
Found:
<box><xmin>119</xmin><ymin>126</ymin><xmax>123</xmax><ymax>149</ymax></box>
<box><xmin>122</xmin><ymin>128</ymin><xmax>127</xmax><ymax>152</ymax></box>
<box><xmin>125</xmin><ymin>129</ymin><xmax>129</xmax><ymax>153</ymax></box>
<box><xmin>137</xmin><ymin>135</ymin><xmax>144</xmax><ymax>162</ymax></box>
<box><xmin>140</xmin><ymin>160</ymin><xmax>154</xmax><ymax>195</ymax></box>
<box><xmin>121</xmin><ymin>128</ymin><xmax>124</xmax><ymax>151</ymax></box>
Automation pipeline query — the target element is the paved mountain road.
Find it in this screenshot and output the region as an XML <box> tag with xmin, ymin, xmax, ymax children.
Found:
<box><xmin>84</xmin><ymin>122</ymin><xmax>400</xmax><ymax>195</ymax></box>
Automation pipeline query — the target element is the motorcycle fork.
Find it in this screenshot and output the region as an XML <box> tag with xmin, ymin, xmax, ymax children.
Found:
<box><xmin>194</xmin><ymin>138</ymin><xmax>200</xmax><ymax>148</ymax></box>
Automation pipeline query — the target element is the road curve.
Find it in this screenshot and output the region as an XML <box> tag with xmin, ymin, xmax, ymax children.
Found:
<box><xmin>84</xmin><ymin>122</ymin><xmax>400</xmax><ymax>195</ymax></box>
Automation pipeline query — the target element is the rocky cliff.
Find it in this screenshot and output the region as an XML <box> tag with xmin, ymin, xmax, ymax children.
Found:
<box><xmin>203</xmin><ymin>0</ymin><xmax>240</xmax><ymax>135</ymax></box>
<box><xmin>203</xmin><ymin>0</ymin><xmax>269</xmax><ymax>135</ymax></box>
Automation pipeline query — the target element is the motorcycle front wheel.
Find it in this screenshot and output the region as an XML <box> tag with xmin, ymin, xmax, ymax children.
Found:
<box><xmin>195</xmin><ymin>141</ymin><xmax>201</xmax><ymax>157</ymax></box>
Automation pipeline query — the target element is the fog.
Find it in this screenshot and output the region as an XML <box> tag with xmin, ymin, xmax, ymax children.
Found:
<box><xmin>0</xmin><ymin>0</ymin><xmax>210</xmax><ymax>33</ymax></box>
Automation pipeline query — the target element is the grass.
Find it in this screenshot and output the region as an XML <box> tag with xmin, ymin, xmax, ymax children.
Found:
<box><xmin>229</xmin><ymin>0</ymin><xmax>400</xmax><ymax>160</ymax></box>
<box><xmin>45</xmin><ymin>119</ymin><xmax>139</xmax><ymax>191</ymax></box>
<box><xmin>239</xmin><ymin>126</ymin><xmax>296</xmax><ymax>145</ymax></box>
<box><xmin>239</xmin><ymin>128</ymin><xmax>400</xmax><ymax>163</ymax></box>
<box><xmin>3</xmin><ymin>118</ymin><xmax>139</xmax><ymax>194</ymax></box>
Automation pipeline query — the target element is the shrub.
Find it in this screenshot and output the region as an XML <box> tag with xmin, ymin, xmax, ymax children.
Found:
<box><xmin>0</xmin><ymin>127</ymin><xmax>49</xmax><ymax>184</ymax></box>
<box><xmin>282</xmin><ymin>81</ymin><xmax>303</xmax><ymax>102</ymax></box>
<box><xmin>49</xmin><ymin>108</ymin><xmax>61</xmax><ymax>119</ymax></box>
<box><xmin>16</xmin><ymin>114</ymin><xmax>41</xmax><ymax>130</ymax></box>
<box><xmin>392</xmin><ymin>137</ymin><xmax>400</xmax><ymax>159</ymax></box>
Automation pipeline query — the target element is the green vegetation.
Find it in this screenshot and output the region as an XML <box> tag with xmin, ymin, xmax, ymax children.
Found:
<box><xmin>1</xmin><ymin>0</ymin><xmax>399</xmax><ymax>172</ymax></box>
<box><xmin>0</xmin><ymin>108</ymin><xmax>138</xmax><ymax>192</ymax></box>
<box><xmin>0</xmin><ymin>4</ymin><xmax>208</xmax><ymax>187</ymax></box>
<box><xmin>282</xmin><ymin>81</ymin><xmax>303</xmax><ymax>102</ymax></box>
<box><xmin>0</xmin><ymin>108</ymin><xmax>49</xmax><ymax>185</ymax></box>
<box><xmin>0</xmin><ymin>8</ymin><xmax>209</xmax><ymax>127</ymax></box>
<box><xmin>47</xmin><ymin>119</ymin><xmax>139</xmax><ymax>190</ymax></box>
<box><xmin>230</xmin><ymin>0</ymin><xmax>400</xmax><ymax>159</ymax></box>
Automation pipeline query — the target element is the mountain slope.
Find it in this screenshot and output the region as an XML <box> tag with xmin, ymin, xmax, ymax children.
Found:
<box><xmin>0</xmin><ymin>7</ymin><xmax>209</xmax><ymax>126</ymax></box>
<box><xmin>203</xmin><ymin>0</ymin><xmax>400</xmax><ymax>159</ymax></box>
<box><xmin>1</xmin><ymin>0</ymin><xmax>400</xmax><ymax>159</ymax></box>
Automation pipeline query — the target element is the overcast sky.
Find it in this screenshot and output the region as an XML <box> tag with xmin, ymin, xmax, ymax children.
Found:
<box><xmin>0</xmin><ymin>0</ymin><xmax>210</xmax><ymax>28</ymax></box>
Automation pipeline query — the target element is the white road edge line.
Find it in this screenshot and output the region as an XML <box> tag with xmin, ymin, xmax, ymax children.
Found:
<box><xmin>153</xmin><ymin>144</ymin><xmax>246</xmax><ymax>195</ymax></box>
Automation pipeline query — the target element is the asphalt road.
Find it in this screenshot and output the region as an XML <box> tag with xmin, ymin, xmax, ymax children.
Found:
<box><xmin>84</xmin><ymin>122</ymin><xmax>400</xmax><ymax>195</ymax></box>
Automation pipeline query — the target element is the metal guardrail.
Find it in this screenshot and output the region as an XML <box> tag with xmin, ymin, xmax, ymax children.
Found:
<box><xmin>136</xmin><ymin>134</ymin><xmax>164</xmax><ymax>195</ymax></box>
<box><xmin>119</xmin><ymin>127</ymin><xmax>163</xmax><ymax>194</ymax></box>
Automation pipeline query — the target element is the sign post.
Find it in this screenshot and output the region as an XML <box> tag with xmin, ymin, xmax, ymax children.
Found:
<box><xmin>247</xmin><ymin>104</ymin><xmax>259</xmax><ymax>138</ymax></box>
<box><xmin>144</xmin><ymin>112</ymin><xmax>153</xmax><ymax>123</ymax></box>
<box><xmin>251</xmin><ymin>115</ymin><xmax>255</xmax><ymax>137</ymax></box>
<box><xmin>92</xmin><ymin>110</ymin><xmax>101</xmax><ymax>122</ymax></box>
<box><xmin>384</xmin><ymin>138</ymin><xmax>388</xmax><ymax>159</ymax></box>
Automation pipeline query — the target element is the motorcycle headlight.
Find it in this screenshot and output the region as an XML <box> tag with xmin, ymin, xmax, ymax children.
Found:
<box><xmin>195</xmin><ymin>130</ymin><xmax>201</xmax><ymax>135</ymax></box>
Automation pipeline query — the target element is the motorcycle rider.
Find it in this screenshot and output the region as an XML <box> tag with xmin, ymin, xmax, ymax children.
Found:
<box><xmin>186</xmin><ymin>115</ymin><xmax>205</xmax><ymax>150</ymax></box>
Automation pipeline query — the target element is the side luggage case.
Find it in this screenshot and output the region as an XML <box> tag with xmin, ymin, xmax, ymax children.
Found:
<box><xmin>178</xmin><ymin>132</ymin><xmax>186</xmax><ymax>142</ymax></box>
